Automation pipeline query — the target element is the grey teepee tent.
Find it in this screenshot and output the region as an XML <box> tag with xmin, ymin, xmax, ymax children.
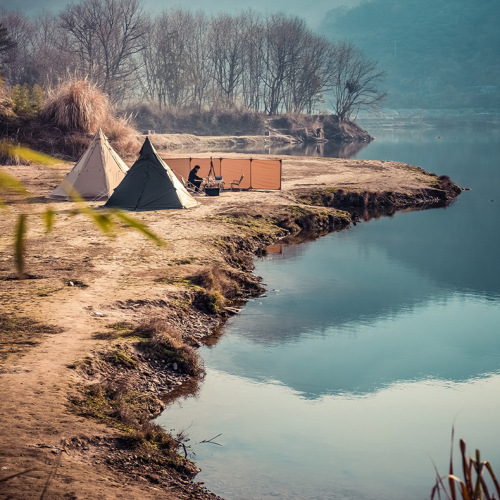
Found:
<box><xmin>104</xmin><ymin>137</ymin><xmax>198</xmax><ymax>211</ymax></box>
<box><xmin>50</xmin><ymin>129</ymin><xmax>129</xmax><ymax>200</ymax></box>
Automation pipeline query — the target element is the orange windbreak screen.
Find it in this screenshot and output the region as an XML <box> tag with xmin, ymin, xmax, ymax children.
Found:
<box><xmin>164</xmin><ymin>158</ymin><xmax>221</xmax><ymax>181</ymax></box>
<box><xmin>220</xmin><ymin>159</ymin><xmax>251</xmax><ymax>189</ymax></box>
<box><xmin>163</xmin><ymin>157</ymin><xmax>281</xmax><ymax>190</ymax></box>
<box><xmin>250</xmin><ymin>159</ymin><xmax>281</xmax><ymax>189</ymax></box>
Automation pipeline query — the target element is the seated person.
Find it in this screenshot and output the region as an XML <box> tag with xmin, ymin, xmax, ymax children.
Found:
<box><xmin>188</xmin><ymin>165</ymin><xmax>203</xmax><ymax>192</ymax></box>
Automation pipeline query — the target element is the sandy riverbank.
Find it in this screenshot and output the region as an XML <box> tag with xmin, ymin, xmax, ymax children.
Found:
<box><xmin>0</xmin><ymin>150</ymin><xmax>460</xmax><ymax>499</ymax></box>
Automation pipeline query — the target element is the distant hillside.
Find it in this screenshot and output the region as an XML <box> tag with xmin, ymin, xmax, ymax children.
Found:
<box><xmin>320</xmin><ymin>0</ymin><xmax>500</xmax><ymax>109</ymax></box>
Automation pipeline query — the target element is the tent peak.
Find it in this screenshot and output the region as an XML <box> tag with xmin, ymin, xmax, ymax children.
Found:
<box><xmin>94</xmin><ymin>128</ymin><xmax>107</xmax><ymax>141</ymax></box>
<box><xmin>139</xmin><ymin>136</ymin><xmax>156</xmax><ymax>156</ymax></box>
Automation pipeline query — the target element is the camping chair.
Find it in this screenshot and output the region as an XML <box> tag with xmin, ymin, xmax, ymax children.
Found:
<box><xmin>230</xmin><ymin>174</ymin><xmax>244</xmax><ymax>191</ymax></box>
<box><xmin>181</xmin><ymin>176</ymin><xmax>201</xmax><ymax>195</ymax></box>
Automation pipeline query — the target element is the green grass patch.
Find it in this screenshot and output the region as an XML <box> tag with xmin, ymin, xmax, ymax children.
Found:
<box><xmin>92</xmin><ymin>321</ymin><xmax>137</xmax><ymax>340</ymax></box>
<box><xmin>107</xmin><ymin>348</ymin><xmax>138</xmax><ymax>368</ymax></box>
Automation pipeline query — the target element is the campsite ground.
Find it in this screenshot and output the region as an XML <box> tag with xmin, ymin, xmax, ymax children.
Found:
<box><xmin>0</xmin><ymin>141</ymin><xmax>461</xmax><ymax>499</ymax></box>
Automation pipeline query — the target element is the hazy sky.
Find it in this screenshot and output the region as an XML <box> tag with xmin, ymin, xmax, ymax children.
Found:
<box><xmin>3</xmin><ymin>0</ymin><xmax>362</xmax><ymax>28</ymax></box>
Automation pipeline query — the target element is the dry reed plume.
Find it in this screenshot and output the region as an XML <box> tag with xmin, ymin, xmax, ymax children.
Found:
<box><xmin>41</xmin><ymin>78</ymin><xmax>140</xmax><ymax>157</ymax></box>
<box><xmin>42</xmin><ymin>78</ymin><xmax>111</xmax><ymax>133</ymax></box>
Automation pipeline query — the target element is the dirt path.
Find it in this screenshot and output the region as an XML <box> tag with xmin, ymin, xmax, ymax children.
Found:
<box><xmin>0</xmin><ymin>151</ymin><xmax>460</xmax><ymax>498</ymax></box>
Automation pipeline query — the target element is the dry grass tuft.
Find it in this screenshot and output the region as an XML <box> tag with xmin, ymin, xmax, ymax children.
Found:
<box><xmin>186</xmin><ymin>265</ymin><xmax>246</xmax><ymax>314</ymax></box>
<box><xmin>190</xmin><ymin>265</ymin><xmax>240</xmax><ymax>299</ymax></box>
<box><xmin>40</xmin><ymin>77</ymin><xmax>140</xmax><ymax>158</ymax></box>
<box><xmin>42</xmin><ymin>78</ymin><xmax>111</xmax><ymax>133</ymax></box>
<box><xmin>133</xmin><ymin>319</ymin><xmax>204</xmax><ymax>377</ymax></box>
<box><xmin>102</xmin><ymin>116</ymin><xmax>140</xmax><ymax>158</ymax></box>
<box><xmin>432</xmin><ymin>430</ymin><xmax>500</xmax><ymax>500</ymax></box>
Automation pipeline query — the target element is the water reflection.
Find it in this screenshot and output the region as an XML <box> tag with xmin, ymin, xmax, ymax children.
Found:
<box><xmin>196</xmin><ymin>138</ymin><xmax>370</xmax><ymax>158</ymax></box>
<box><xmin>205</xmin><ymin>224</ymin><xmax>500</xmax><ymax>398</ymax></box>
<box><xmin>352</xmin><ymin>129</ymin><xmax>500</xmax><ymax>297</ymax></box>
<box><xmin>162</xmin><ymin>370</ymin><xmax>500</xmax><ymax>500</ymax></box>
<box><xmin>263</xmin><ymin>140</ymin><xmax>370</xmax><ymax>158</ymax></box>
<box><xmin>159</xmin><ymin>124</ymin><xmax>500</xmax><ymax>500</ymax></box>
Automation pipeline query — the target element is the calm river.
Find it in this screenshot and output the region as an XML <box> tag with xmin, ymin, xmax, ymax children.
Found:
<box><xmin>158</xmin><ymin>120</ymin><xmax>500</xmax><ymax>500</ymax></box>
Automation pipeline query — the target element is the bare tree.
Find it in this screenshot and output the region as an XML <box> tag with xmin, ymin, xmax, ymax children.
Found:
<box><xmin>282</xmin><ymin>31</ymin><xmax>333</xmax><ymax>114</ymax></box>
<box><xmin>141</xmin><ymin>10</ymin><xmax>192</xmax><ymax>108</ymax></box>
<box><xmin>328</xmin><ymin>42</ymin><xmax>386</xmax><ymax>121</ymax></box>
<box><xmin>140</xmin><ymin>9</ymin><xmax>210</xmax><ymax>110</ymax></box>
<box><xmin>0</xmin><ymin>21</ymin><xmax>16</xmax><ymax>68</ymax></box>
<box><xmin>208</xmin><ymin>14</ymin><xmax>246</xmax><ymax>107</ymax></box>
<box><xmin>185</xmin><ymin>12</ymin><xmax>211</xmax><ymax>111</ymax></box>
<box><xmin>262</xmin><ymin>15</ymin><xmax>311</xmax><ymax>115</ymax></box>
<box><xmin>0</xmin><ymin>12</ymin><xmax>35</xmax><ymax>84</ymax></box>
<box><xmin>239</xmin><ymin>11</ymin><xmax>265</xmax><ymax>111</ymax></box>
<box><xmin>59</xmin><ymin>0</ymin><xmax>147</xmax><ymax>102</ymax></box>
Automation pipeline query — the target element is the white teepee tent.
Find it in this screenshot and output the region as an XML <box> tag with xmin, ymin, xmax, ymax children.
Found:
<box><xmin>50</xmin><ymin>129</ymin><xmax>129</xmax><ymax>200</ymax></box>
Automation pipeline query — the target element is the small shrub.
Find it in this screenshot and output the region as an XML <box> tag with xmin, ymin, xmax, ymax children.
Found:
<box><xmin>10</xmin><ymin>83</ymin><xmax>45</xmax><ymax>115</ymax></box>
<box><xmin>193</xmin><ymin>289</ymin><xmax>225</xmax><ymax>314</ymax></box>
<box><xmin>30</xmin><ymin>84</ymin><xmax>45</xmax><ymax>114</ymax></box>
<box><xmin>125</xmin><ymin>420</ymin><xmax>178</xmax><ymax>452</ymax></box>
<box><xmin>75</xmin><ymin>380</ymin><xmax>159</xmax><ymax>425</ymax></box>
<box><xmin>131</xmin><ymin>318</ymin><xmax>170</xmax><ymax>340</ymax></box>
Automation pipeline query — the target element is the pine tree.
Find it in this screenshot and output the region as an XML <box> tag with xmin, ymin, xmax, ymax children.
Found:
<box><xmin>11</xmin><ymin>84</ymin><xmax>31</xmax><ymax>114</ymax></box>
<box><xmin>30</xmin><ymin>84</ymin><xmax>45</xmax><ymax>114</ymax></box>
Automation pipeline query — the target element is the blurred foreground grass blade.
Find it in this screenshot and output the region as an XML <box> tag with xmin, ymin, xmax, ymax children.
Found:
<box><xmin>0</xmin><ymin>142</ymin><xmax>60</xmax><ymax>166</ymax></box>
<box><xmin>0</xmin><ymin>170</ymin><xmax>29</xmax><ymax>208</ymax></box>
<box><xmin>65</xmin><ymin>188</ymin><xmax>115</xmax><ymax>235</ymax></box>
<box><xmin>459</xmin><ymin>482</ymin><xmax>469</xmax><ymax>500</ymax></box>
<box><xmin>81</xmin><ymin>207</ymin><xmax>115</xmax><ymax>235</ymax></box>
<box><xmin>473</xmin><ymin>450</ymin><xmax>484</xmax><ymax>500</ymax></box>
<box><xmin>15</xmin><ymin>214</ymin><xmax>27</xmax><ymax>278</ymax></box>
<box><xmin>112</xmin><ymin>210</ymin><xmax>165</xmax><ymax>246</ymax></box>
<box><xmin>431</xmin><ymin>464</ymin><xmax>453</xmax><ymax>500</ymax></box>
<box><xmin>43</xmin><ymin>208</ymin><xmax>56</xmax><ymax>232</ymax></box>
<box><xmin>0</xmin><ymin>170</ymin><xmax>28</xmax><ymax>193</ymax></box>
